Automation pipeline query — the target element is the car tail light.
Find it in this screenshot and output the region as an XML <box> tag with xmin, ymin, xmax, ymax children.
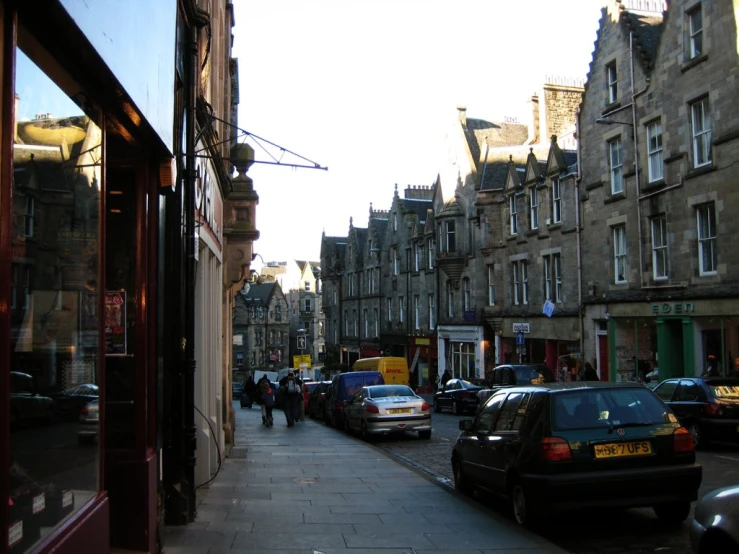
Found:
<box><xmin>673</xmin><ymin>427</ymin><xmax>695</xmax><ymax>453</ymax></box>
<box><xmin>421</xmin><ymin>402</ymin><xmax>430</xmax><ymax>412</ymax></box>
<box><xmin>336</xmin><ymin>400</ymin><xmax>343</xmax><ymax>411</ymax></box>
<box><xmin>705</xmin><ymin>403</ymin><xmax>722</xmax><ymax>416</ymax></box>
<box><xmin>365</xmin><ymin>405</ymin><xmax>379</xmax><ymax>414</ymax></box>
<box><xmin>540</xmin><ymin>437</ymin><xmax>572</xmax><ymax>462</ymax></box>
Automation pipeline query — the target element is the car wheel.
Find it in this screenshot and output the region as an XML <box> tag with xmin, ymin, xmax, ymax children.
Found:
<box><xmin>452</xmin><ymin>457</ymin><xmax>473</xmax><ymax>496</ymax></box>
<box><xmin>434</xmin><ymin>399</ymin><xmax>441</xmax><ymax>413</ymax></box>
<box><xmin>453</xmin><ymin>400</ymin><xmax>461</xmax><ymax>415</ymax></box>
<box><xmin>688</xmin><ymin>422</ymin><xmax>704</xmax><ymax>449</ymax></box>
<box><xmin>511</xmin><ymin>484</ymin><xmax>539</xmax><ymax>527</ymax></box>
<box><xmin>653</xmin><ymin>501</ymin><xmax>691</xmax><ymax>524</ymax></box>
<box><xmin>418</xmin><ymin>430</ymin><xmax>431</xmax><ymax>440</ymax></box>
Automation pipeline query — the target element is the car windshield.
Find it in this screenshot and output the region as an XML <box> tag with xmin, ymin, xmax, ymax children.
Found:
<box><xmin>304</xmin><ymin>382</ymin><xmax>319</xmax><ymax>392</ymax></box>
<box><xmin>707</xmin><ymin>382</ymin><xmax>739</xmax><ymax>400</ymax></box>
<box><xmin>514</xmin><ymin>366</ymin><xmax>554</xmax><ymax>384</ymax></box>
<box><xmin>551</xmin><ymin>388</ymin><xmax>670</xmax><ymax>431</ymax></box>
<box><xmin>368</xmin><ymin>385</ymin><xmax>415</xmax><ymax>398</ymax></box>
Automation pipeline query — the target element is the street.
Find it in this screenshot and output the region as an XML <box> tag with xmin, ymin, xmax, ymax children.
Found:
<box><xmin>345</xmin><ymin>408</ymin><xmax>739</xmax><ymax>554</ymax></box>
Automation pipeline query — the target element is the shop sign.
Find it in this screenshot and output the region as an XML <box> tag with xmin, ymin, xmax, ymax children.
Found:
<box><xmin>105</xmin><ymin>291</ymin><xmax>127</xmax><ymax>356</ymax></box>
<box><xmin>415</xmin><ymin>338</ymin><xmax>430</xmax><ymax>346</ymax></box>
<box><xmin>651</xmin><ymin>303</ymin><xmax>695</xmax><ymax>315</ymax></box>
<box><xmin>195</xmin><ymin>140</ymin><xmax>223</xmax><ymax>246</ymax></box>
<box><xmin>512</xmin><ymin>322</ymin><xmax>530</xmax><ymax>334</ymax></box>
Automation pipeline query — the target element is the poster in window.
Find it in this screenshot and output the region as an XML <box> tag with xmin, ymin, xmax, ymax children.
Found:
<box><xmin>105</xmin><ymin>291</ymin><xmax>126</xmax><ymax>355</ymax></box>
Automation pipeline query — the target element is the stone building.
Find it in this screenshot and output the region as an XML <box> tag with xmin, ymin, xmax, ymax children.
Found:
<box><xmin>579</xmin><ymin>0</ymin><xmax>739</xmax><ymax>381</ymax></box>
<box><xmin>233</xmin><ymin>282</ymin><xmax>289</xmax><ymax>377</ymax></box>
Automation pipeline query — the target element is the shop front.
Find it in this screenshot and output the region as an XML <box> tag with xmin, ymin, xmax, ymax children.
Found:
<box><xmin>409</xmin><ymin>335</ymin><xmax>437</xmax><ymax>392</ymax></box>
<box><xmin>2</xmin><ymin>2</ymin><xmax>177</xmax><ymax>552</ymax></box>
<box><xmin>437</xmin><ymin>325</ymin><xmax>484</xmax><ymax>381</ymax></box>
<box><xmin>496</xmin><ymin>317</ymin><xmax>580</xmax><ymax>375</ymax></box>
<box><xmin>602</xmin><ymin>300</ymin><xmax>739</xmax><ymax>382</ymax></box>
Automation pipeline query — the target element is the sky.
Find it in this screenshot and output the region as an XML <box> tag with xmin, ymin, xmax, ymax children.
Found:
<box><xmin>233</xmin><ymin>0</ymin><xmax>605</xmax><ymax>264</ymax></box>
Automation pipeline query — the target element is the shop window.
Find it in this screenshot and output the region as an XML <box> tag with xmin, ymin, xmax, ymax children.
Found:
<box><xmin>9</xmin><ymin>45</ymin><xmax>103</xmax><ymax>551</ymax></box>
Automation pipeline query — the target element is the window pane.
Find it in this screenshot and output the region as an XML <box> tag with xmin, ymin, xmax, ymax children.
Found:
<box><xmin>11</xmin><ymin>46</ymin><xmax>102</xmax><ymax>549</ymax></box>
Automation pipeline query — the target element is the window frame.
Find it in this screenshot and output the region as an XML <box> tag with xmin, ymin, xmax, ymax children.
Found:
<box><xmin>696</xmin><ymin>202</ymin><xmax>717</xmax><ymax>275</ymax></box>
<box><xmin>606</xmin><ymin>62</ymin><xmax>618</xmax><ymax>104</ymax></box>
<box><xmin>613</xmin><ymin>225</ymin><xmax>628</xmax><ymax>284</ymax></box>
<box><xmin>691</xmin><ymin>97</ymin><xmax>712</xmax><ymax>168</ymax></box>
<box><xmin>428</xmin><ymin>293</ymin><xmax>435</xmax><ymax>330</ymax></box>
<box><xmin>529</xmin><ymin>187</ymin><xmax>539</xmax><ymax>230</ymax></box>
<box><xmin>551</xmin><ymin>177</ymin><xmax>562</xmax><ymax>224</ymax></box>
<box><xmin>509</xmin><ymin>195</ymin><xmax>518</xmax><ymax>235</ymax></box>
<box><xmin>427</xmin><ymin>238</ymin><xmax>435</xmax><ymax>268</ymax></box>
<box><xmin>688</xmin><ymin>4</ymin><xmax>703</xmax><ymax>60</ymax></box>
<box><xmin>414</xmin><ymin>294</ymin><xmax>420</xmax><ymax>330</ymax></box>
<box><xmin>446</xmin><ymin>281</ymin><xmax>454</xmax><ymax>318</ymax></box>
<box><xmin>609</xmin><ymin>137</ymin><xmax>624</xmax><ymax>195</ymax></box>
<box><xmin>487</xmin><ymin>265</ymin><xmax>495</xmax><ymax>306</ymax></box>
<box><xmin>651</xmin><ymin>216</ymin><xmax>668</xmax><ymax>280</ymax></box>
<box><xmin>646</xmin><ymin>120</ymin><xmax>663</xmax><ymax>183</ymax></box>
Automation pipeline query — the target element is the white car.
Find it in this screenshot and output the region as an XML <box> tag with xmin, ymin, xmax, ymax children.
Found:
<box><xmin>343</xmin><ymin>384</ymin><xmax>431</xmax><ymax>440</ymax></box>
<box><xmin>77</xmin><ymin>399</ymin><xmax>99</xmax><ymax>444</ymax></box>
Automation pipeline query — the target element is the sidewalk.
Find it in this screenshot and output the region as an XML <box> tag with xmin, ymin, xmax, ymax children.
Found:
<box><xmin>162</xmin><ymin>403</ymin><xmax>570</xmax><ymax>554</ymax></box>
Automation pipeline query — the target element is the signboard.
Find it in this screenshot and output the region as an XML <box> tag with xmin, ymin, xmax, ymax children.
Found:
<box><xmin>512</xmin><ymin>322</ymin><xmax>530</xmax><ymax>334</ymax></box>
<box><xmin>232</xmin><ymin>334</ymin><xmax>243</xmax><ymax>346</ymax></box>
<box><xmin>292</xmin><ymin>354</ymin><xmax>311</xmax><ymax>368</ymax></box>
<box><xmin>516</xmin><ymin>331</ymin><xmax>525</xmax><ymax>346</ymax></box>
<box><xmin>297</xmin><ymin>335</ymin><xmax>307</xmax><ymax>349</ymax></box>
<box><xmin>104</xmin><ymin>291</ymin><xmax>126</xmax><ymax>355</ymax></box>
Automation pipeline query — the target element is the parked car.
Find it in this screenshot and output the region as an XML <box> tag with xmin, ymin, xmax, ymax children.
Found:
<box><xmin>452</xmin><ymin>382</ymin><xmax>702</xmax><ymax>527</ymax></box>
<box><xmin>433</xmin><ymin>378</ymin><xmax>482</xmax><ymax>415</ymax></box>
<box><xmin>326</xmin><ymin>371</ymin><xmax>384</xmax><ymax>428</ymax></box>
<box><xmin>343</xmin><ymin>384</ymin><xmax>432</xmax><ymax>440</ymax></box>
<box><xmin>477</xmin><ymin>364</ymin><xmax>554</xmax><ymax>406</ymax></box>
<box><xmin>51</xmin><ymin>383</ymin><xmax>99</xmax><ymax>420</ymax></box>
<box><xmin>308</xmin><ymin>381</ymin><xmax>332</xmax><ymax>421</ymax></box>
<box><xmin>77</xmin><ymin>399</ymin><xmax>100</xmax><ymax>444</ymax></box>
<box><xmin>690</xmin><ymin>484</ymin><xmax>739</xmax><ymax>553</ymax></box>
<box><xmin>232</xmin><ymin>381</ymin><xmax>244</xmax><ymax>400</ymax></box>
<box><xmin>302</xmin><ymin>380</ymin><xmax>319</xmax><ymax>411</ymax></box>
<box><xmin>652</xmin><ymin>377</ymin><xmax>739</xmax><ymax>448</ymax></box>
<box><xmin>10</xmin><ymin>371</ymin><xmax>54</xmax><ymax>428</ymax></box>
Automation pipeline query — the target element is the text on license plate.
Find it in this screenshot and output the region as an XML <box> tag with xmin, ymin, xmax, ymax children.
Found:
<box><xmin>388</xmin><ymin>408</ymin><xmax>412</xmax><ymax>414</ymax></box>
<box><xmin>594</xmin><ymin>441</ymin><xmax>652</xmax><ymax>459</ymax></box>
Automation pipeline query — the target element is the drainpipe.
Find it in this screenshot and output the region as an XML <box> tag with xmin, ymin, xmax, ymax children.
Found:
<box><xmin>575</xmin><ymin>108</ymin><xmax>585</xmax><ymax>360</ymax></box>
<box><xmin>630</xmin><ymin>31</ymin><xmax>645</xmax><ymax>290</ymax></box>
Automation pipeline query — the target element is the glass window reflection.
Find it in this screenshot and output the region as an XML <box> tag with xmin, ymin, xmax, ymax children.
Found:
<box><xmin>9</xmin><ymin>47</ymin><xmax>101</xmax><ymax>553</ymax></box>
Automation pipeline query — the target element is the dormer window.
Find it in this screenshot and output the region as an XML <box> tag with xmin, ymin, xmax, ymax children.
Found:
<box><xmin>393</xmin><ymin>212</ymin><xmax>397</xmax><ymax>231</ymax></box>
<box><xmin>509</xmin><ymin>196</ymin><xmax>518</xmax><ymax>235</ymax></box>
<box><xmin>443</xmin><ymin>220</ymin><xmax>456</xmax><ymax>252</ymax></box>
<box><xmin>529</xmin><ymin>187</ymin><xmax>539</xmax><ymax>230</ymax></box>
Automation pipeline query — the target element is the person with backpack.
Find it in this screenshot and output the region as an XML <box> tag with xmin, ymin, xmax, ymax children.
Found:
<box><xmin>279</xmin><ymin>370</ymin><xmax>302</xmax><ymax>427</ymax></box>
<box><xmin>259</xmin><ymin>377</ymin><xmax>275</xmax><ymax>427</ymax></box>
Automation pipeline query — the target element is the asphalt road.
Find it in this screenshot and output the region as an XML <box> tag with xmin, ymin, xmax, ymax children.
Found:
<box><xmin>336</xmin><ymin>406</ymin><xmax>739</xmax><ymax>554</ymax></box>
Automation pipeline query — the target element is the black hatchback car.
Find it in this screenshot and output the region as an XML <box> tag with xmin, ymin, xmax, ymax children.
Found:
<box><xmin>477</xmin><ymin>364</ymin><xmax>555</xmax><ymax>406</ymax></box>
<box><xmin>451</xmin><ymin>382</ymin><xmax>702</xmax><ymax>527</ymax></box>
<box><xmin>652</xmin><ymin>377</ymin><xmax>739</xmax><ymax>448</ymax></box>
<box><xmin>434</xmin><ymin>378</ymin><xmax>483</xmax><ymax>415</ymax></box>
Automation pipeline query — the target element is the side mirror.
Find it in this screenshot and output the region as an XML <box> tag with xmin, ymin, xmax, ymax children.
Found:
<box><xmin>458</xmin><ymin>419</ymin><xmax>474</xmax><ymax>431</ymax></box>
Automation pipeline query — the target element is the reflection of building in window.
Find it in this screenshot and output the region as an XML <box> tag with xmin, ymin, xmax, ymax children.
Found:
<box><xmin>236</xmin><ymin>352</ymin><xmax>244</xmax><ymax>366</ymax></box>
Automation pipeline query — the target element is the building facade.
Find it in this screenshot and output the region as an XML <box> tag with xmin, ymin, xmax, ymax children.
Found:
<box><xmin>579</xmin><ymin>0</ymin><xmax>739</xmax><ymax>381</ymax></box>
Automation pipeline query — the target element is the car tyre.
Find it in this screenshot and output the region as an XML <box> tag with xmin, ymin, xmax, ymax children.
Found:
<box><xmin>452</xmin><ymin>457</ymin><xmax>473</xmax><ymax>496</ymax></box>
<box><xmin>453</xmin><ymin>400</ymin><xmax>461</xmax><ymax>415</ymax></box>
<box><xmin>511</xmin><ymin>483</ymin><xmax>539</xmax><ymax>528</ymax></box>
<box><xmin>653</xmin><ymin>501</ymin><xmax>691</xmax><ymax>525</ymax></box>
<box><xmin>418</xmin><ymin>430</ymin><xmax>431</xmax><ymax>440</ymax></box>
<box><xmin>434</xmin><ymin>399</ymin><xmax>441</xmax><ymax>413</ymax></box>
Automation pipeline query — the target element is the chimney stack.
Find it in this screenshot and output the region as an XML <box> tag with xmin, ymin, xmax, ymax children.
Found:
<box><xmin>528</xmin><ymin>94</ymin><xmax>540</xmax><ymax>144</ymax></box>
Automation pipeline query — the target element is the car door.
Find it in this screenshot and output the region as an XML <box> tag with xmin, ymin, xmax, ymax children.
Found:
<box><xmin>441</xmin><ymin>379</ymin><xmax>458</xmax><ymax>409</ymax></box>
<box><xmin>459</xmin><ymin>392</ymin><xmax>506</xmax><ymax>484</ymax></box>
<box><xmin>478</xmin><ymin>392</ymin><xmax>529</xmax><ymax>492</ymax></box>
<box><xmin>344</xmin><ymin>389</ymin><xmax>365</xmax><ymax>431</ymax></box>
<box><xmin>672</xmin><ymin>379</ymin><xmax>706</xmax><ymax>425</ymax></box>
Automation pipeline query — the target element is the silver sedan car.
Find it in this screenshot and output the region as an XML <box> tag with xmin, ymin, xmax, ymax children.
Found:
<box><xmin>691</xmin><ymin>484</ymin><xmax>739</xmax><ymax>553</ymax></box>
<box><xmin>343</xmin><ymin>385</ymin><xmax>431</xmax><ymax>440</ymax></box>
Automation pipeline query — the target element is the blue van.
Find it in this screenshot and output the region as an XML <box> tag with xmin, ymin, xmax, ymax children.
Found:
<box><xmin>327</xmin><ymin>371</ymin><xmax>384</xmax><ymax>428</ymax></box>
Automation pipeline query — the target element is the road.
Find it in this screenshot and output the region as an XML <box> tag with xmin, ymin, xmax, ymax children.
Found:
<box><xmin>339</xmin><ymin>407</ymin><xmax>739</xmax><ymax>554</ymax></box>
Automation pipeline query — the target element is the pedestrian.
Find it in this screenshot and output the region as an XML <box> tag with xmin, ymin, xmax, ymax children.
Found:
<box><xmin>245</xmin><ymin>375</ymin><xmax>257</xmax><ymax>404</ymax></box>
<box><xmin>441</xmin><ymin>369</ymin><xmax>452</xmax><ymax>388</ymax></box>
<box><xmin>259</xmin><ymin>378</ymin><xmax>275</xmax><ymax>427</ymax></box>
<box><xmin>583</xmin><ymin>361</ymin><xmax>599</xmax><ymax>381</ymax></box>
<box><xmin>704</xmin><ymin>355</ymin><xmax>719</xmax><ymax>377</ymax></box>
<box><xmin>256</xmin><ymin>374</ymin><xmax>270</xmax><ymax>425</ymax></box>
<box><xmin>279</xmin><ymin>370</ymin><xmax>302</xmax><ymax>427</ymax></box>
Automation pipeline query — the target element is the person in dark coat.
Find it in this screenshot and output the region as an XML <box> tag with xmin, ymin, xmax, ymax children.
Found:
<box><xmin>279</xmin><ymin>370</ymin><xmax>303</xmax><ymax>427</ymax></box>
<box><xmin>441</xmin><ymin>369</ymin><xmax>452</xmax><ymax>387</ymax></box>
<box><xmin>583</xmin><ymin>362</ymin><xmax>599</xmax><ymax>381</ymax></box>
<box><xmin>245</xmin><ymin>375</ymin><xmax>257</xmax><ymax>404</ymax></box>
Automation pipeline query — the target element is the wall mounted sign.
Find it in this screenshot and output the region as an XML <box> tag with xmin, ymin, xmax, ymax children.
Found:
<box><xmin>512</xmin><ymin>322</ymin><xmax>530</xmax><ymax>334</ymax></box>
<box><xmin>651</xmin><ymin>303</ymin><xmax>695</xmax><ymax>315</ymax></box>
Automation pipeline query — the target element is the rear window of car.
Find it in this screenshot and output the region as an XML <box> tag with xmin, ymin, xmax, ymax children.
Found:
<box><xmin>514</xmin><ymin>367</ymin><xmax>552</xmax><ymax>384</ymax></box>
<box><xmin>707</xmin><ymin>381</ymin><xmax>739</xmax><ymax>400</ymax></box>
<box><xmin>304</xmin><ymin>382</ymin><xmax>319</xmax><ymax>393</ymax></box>
<box><xmin>368</xmin><ymin>385</ymin><xmax>415</xmax><ymax>398</ymax></box>
<box><xmin>551</xmin><ymin>388</ymin><xmax>670</xmax><ymax>431</ymax></box>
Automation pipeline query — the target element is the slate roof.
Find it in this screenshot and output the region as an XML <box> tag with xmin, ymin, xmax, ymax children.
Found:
<box><xmin>622</xmin><ymin>10</ymin><xmax>664</xmax><ymax>71</ymax></box>
<box><xmin>464</xmin><ymin>118</ymin><xmax>529</xmax><ymax>163</ymax></box>
<box><xmin>399</xmin><ymin>198</ymin><xmax>433</xmax><ymax>225</ymax></box>
<box><xmin>368</xmin><ymin>218</ymin><xmax>388</xmax><ymax>250</ymax></box>
<box><xmin>563</xmin><ymin>151</ymin><xmax>578</xmax><ymax>173</ymax></box>
<box><xmin>241</xmin><ymin>282</ymin><xmax>276</xmax><ymax>304</ymax></box>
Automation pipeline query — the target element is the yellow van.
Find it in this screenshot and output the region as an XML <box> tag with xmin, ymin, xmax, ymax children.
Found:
<box><xmin>352</xmin><ymin>357</ymin><xmax>409</xmax><ymax>385</ymax></box>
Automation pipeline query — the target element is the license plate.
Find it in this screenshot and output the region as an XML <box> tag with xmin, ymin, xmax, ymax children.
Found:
<box><xmin>594</xmin><ymin>441</ymin><xmax>652</xmax><ymax>459</ymax></box>
<box><xmin>32</xmin><ymin>493</ymin><xmax>45</xmax><ymax>514</ymax></box>
<box><xmin>388</xmin><ymin>408</ymin><xmax>412</xmax><ymax>414</ymax></box>
<box><xmin>62</xmin><ymin>490</ymin><xmax>73</xmax><ymax>508</ymax></box>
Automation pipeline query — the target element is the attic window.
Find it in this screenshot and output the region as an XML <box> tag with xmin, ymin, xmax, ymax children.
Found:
<box><xmin>688</xmin><ymin>5</ymin><xmax>703</xmax><ymax>59</ymax></box>
<box><xmin>606</xmin><ymin>62</ymin><xmax>617</xmax><ymax>104</ymax></box>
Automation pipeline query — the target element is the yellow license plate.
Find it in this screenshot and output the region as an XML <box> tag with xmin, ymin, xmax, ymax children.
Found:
<box><xmin>388</xmin><ymin>408</ymin><xmax>412</xmax><ymax>414</ymax></box>
<box><xmin>594</xmin><ymin>441</ymin><xmax>652</xmax><ymax>459</ymax></box>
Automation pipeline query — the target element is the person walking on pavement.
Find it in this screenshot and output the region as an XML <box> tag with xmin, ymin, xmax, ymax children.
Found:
<box><xmin>259</xmin><ymin>377</ymin><xmax>275</xmax><ymax>427</ymax></box>
<box><xmin>440</xmin><ymin>369</ymin><xmax>452</xmax><ymax>388</ymax></box>
<box><xmin>279</xmin><ymin>370</ymin><xmax>302</xmax><ymax>427</ymax></box>
<box><xmin>256</xmin><ymin>374</ymin><xmax>270</xmax><ymax>425</ymax></box>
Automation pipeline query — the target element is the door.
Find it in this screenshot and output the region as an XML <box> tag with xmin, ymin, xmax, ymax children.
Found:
<box><xmin>461</xmin><ymin>392</ymin><xmax>505</xmax><ymax>484</ymax></box>
<box><xmin>598</xmin><ymin>335</ymin><xmax>609</xmax><ymax>381</ymax></box>
<box><xmin>479</xmin><ymin>392</ymin><xmax>528</xmax><ymax>492</ymax></box>
<box><xmin>671</xmin><ymin>379</ymin><xmax>706</xmax><ymax>426</ymax></box>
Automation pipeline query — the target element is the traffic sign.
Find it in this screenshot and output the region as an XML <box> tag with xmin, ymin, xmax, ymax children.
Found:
<box><xmin>297</xmin><ymin>335</ymin><xmax>307</xmax><ymax>349</ymax></box>
<box><xmin>516</xmin><ymin>331</ymin><xmax>525</xmax><ymax>345</ymax></box>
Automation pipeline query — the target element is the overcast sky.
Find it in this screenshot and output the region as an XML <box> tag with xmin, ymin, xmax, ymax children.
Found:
<box><xmin>233</xmin><ymin>0</ymin><xmax>604</xmax><ymax>264</ymax></box>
